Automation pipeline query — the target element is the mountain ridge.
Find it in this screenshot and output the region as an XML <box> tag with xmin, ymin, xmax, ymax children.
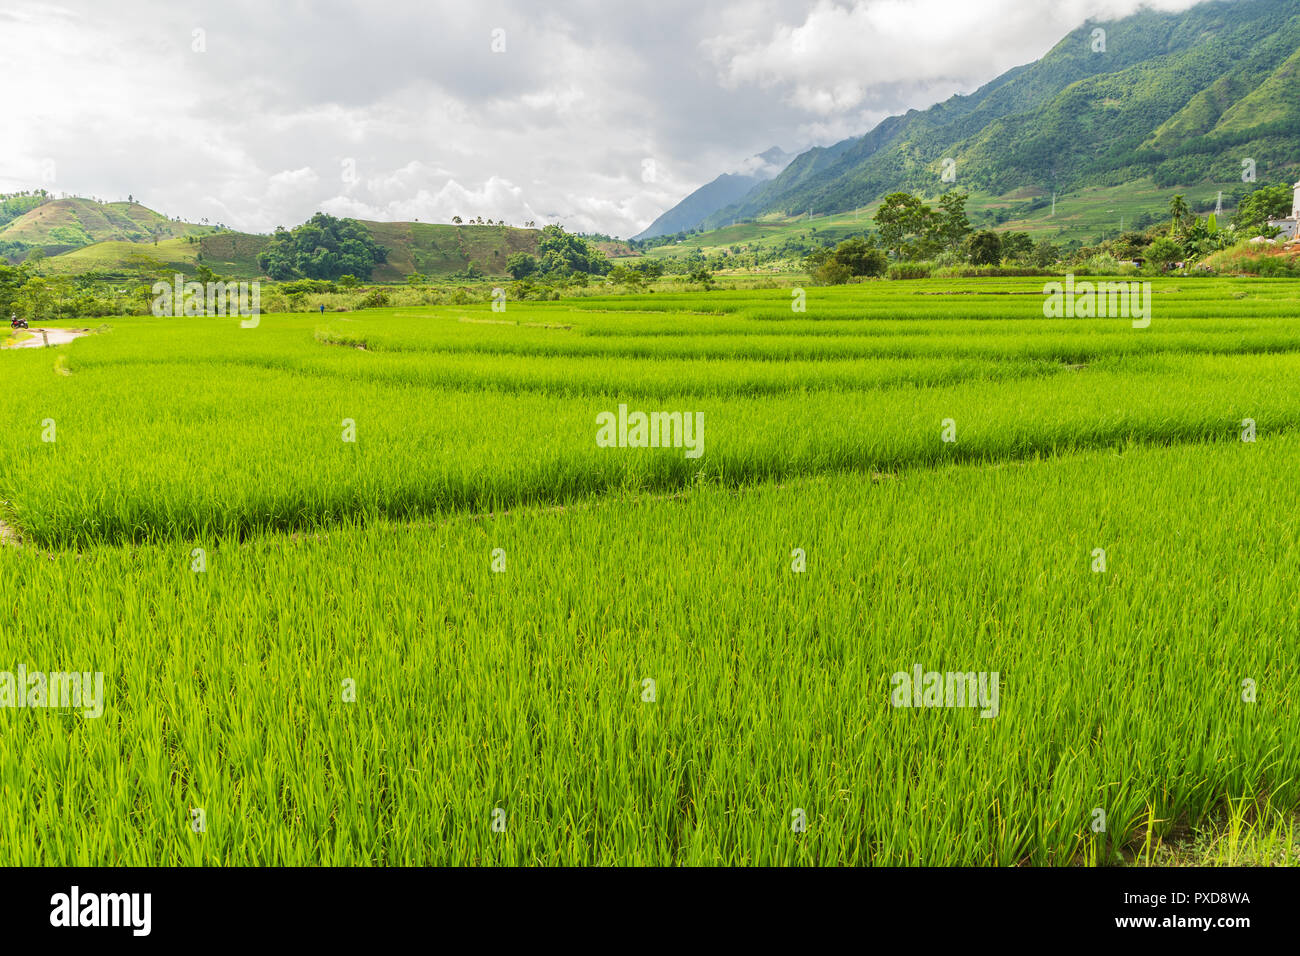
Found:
<box><xmin>678</xmin><ymin>0</ymin><xmax>1299</xmax><ymax>233</ymax></box>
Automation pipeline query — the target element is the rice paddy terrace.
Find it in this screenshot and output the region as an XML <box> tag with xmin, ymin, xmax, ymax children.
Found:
<box><xmin>1</xmin><ymin>277</ymin><xmax>1297</xmax><ymax>864</ymax></box>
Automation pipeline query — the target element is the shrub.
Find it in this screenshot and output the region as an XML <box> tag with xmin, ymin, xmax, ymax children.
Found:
<box><xmin>359</xmin><ymin>288</ymin><xmax>391</xmax><ymax>309</ymax></box>
<box><xmin>814</xmin><ymin>261</ymin><xmax>853</xmax><ymax>285</ymax></box>
<box><xmin>887</xmin><ymin>262</ymin><xmax>933</xmax><ymax>280</ymax></box>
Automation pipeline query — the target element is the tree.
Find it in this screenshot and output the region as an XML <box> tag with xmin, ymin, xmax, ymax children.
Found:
<box><xmin>634</xmin><ymin>259</ymin><xmax>665</xmax><ymax>280</ymax></box>
<box><xmin>814</xmin><ymin>260</ymin><xmax>852</xmax><ymax>285</ymax></box>
<box><xmin>874</xmin><ymin>193</ymin><xmax>929</xmax><ymax>258</ymax></box>
<box><xmin>688</xmin><ymin>266</ymin><xmax>713</xmax><ymax>288</ymax></box>
<box><xmin>968</xmin><ymin>231</ymin><xmax>1003</xmax><ymax>266</ymax></box>
<box><xmin>257</xmin><ymin>213</ymin><xmax>387</xmax><ymax>281</ymax></box>
<box><xmin>339</xmin><ymin>274</ymin><xmax>359</xmax><ymax>290</ymax></box>
<box><xmin>609</xmin><ymin>265</ymin><xmax>643</xmax><ymax>288</ymax></box>
<box><xmin>17</xmin><ymin>276</ymin><xmax>53</xmax><ymax>321</ymax></box>
<box><xmin>934</xmin><ymin>192</ymin><xmax>973</xmax><ymax>253</ymax></box>
<box><xmin>1168</xmin><ymin>195</ymin><xmax>1190</xmax><ymax>237</ymax></box>
<box><xmin>1000</xmin><ymin>232</ymin><xmax>1034</xmax><ymax>263</ymax></box>
<box><xmin>1146</xmin><ymin>237</ymin><xmax>1184</xmax><ymax>269</ymax></box>
<box><xmin>1031</xmin><ymin>239</ymin><xmax>1061</xmax><ymax>268</ymax></box>
<box><xmin>802</xmin><ymin>246</ymin><xmax>833</xmax><ymax>272</ymax></box>
<box><xmin>1232</xmin><ymin>184</ymin><xmax>1292</xmax><ymax>234</ymax></box>
<box><xmin>505</xmin><ymin>252</ymin><xmax>538</xmax><ymax>279</ymax></box>
<box><xmin>452</xmin><ymin>216</ymin><xmax>463</xmax><ymax>225</ymax></box>
<box><xmin>831</xmin><ymin>238</ymin><xmax>888</xmax><ymax>277</ymax></box>
<box><xmin>0</xmin><ymin>262</ymin><xmax>30</xmax><ymax>317</ymax></box>
<box><xmin>534</xmin><ymin>225</ymin><xmax>609</xmax><ymax>276</ymax></box>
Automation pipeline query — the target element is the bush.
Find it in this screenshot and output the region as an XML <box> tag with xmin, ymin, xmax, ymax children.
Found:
<box><xmin>814</xmin><ymin>261</ymin><xmax>853</xmax><ymax>285</ymax></box>
<box><xmin>1071</xmin><ymin>253</ymin><xmax>1130</xmax><ymax>276</ymax></box>
<box><xmin>929</xmin><ymin>265</ymin><xmax>1059</xmax><ymax>278</ymax></box>
<box><xmin>359</xmin><ymin>288</ymin><xmax>391</xmax><ymax>309</ymax></box>
<box><xmin>831</xmin><ymin>239</ymin><xmax>888</xmax><ymax>278</ymax></box>
<box><xmin>968</xmin><ymin>231</ymin><xmax>1002</xmax><ymax>266</ymax></box>
<box><xmin>887</xmin><ymin>262</ymin><xmax>932</xmax><ymax>280</ymax></box>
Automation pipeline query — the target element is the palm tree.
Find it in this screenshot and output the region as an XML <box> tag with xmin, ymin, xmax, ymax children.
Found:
<box><xmin>1169</xmin><ymin>195</ymin><xmax>1190</xmax><ymax>237</ymax></box>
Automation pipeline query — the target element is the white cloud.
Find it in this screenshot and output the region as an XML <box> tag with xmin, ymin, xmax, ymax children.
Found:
<box><xmin>706</xmin><ymin>0</ymin><xmax>1215</xmax><ymax>119</ymax></box>
<box><xmin>0</xmin><ymin>0</ymin><xmax>1230</xmax><ymax>238</ymax></box>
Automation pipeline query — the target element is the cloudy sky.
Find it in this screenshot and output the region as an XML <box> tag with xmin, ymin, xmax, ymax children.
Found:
<box><xmin>0</xmin><ymin>0</ymin><xmax>1211</xmax><ymax>238</ymax></box>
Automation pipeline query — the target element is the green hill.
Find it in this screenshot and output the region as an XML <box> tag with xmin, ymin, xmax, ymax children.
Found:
<box><xmin>698</xmin><ymin>0</ymin><xmax>1300</xmax><ymax>230</ymax></box>
<box><xmin>360</xmin><ymin>221</ymin><xmax>540</xmax><ymax>281</ymax></box>
<box><xmin>33</xmin><ymin>217</ymin><xmax>542</xmax><ymax>282</ymax></box>
<box><xmin>40</xmin><ymin>233</ymin><xmax>269</xmax><ymax>280</ymax></box>
<box><xmin>0</xmin><ymin>197</ymin><xmax>219</xmax><ymax>254</ymax></box>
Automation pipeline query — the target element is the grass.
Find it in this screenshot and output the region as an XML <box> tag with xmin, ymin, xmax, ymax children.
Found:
<box><xmin>0</xmin><ymin>278</ymin><xmax>1297</xmax><ymax>865</ymax></box>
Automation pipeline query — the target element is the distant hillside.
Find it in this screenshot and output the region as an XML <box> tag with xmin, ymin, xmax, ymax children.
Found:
<box><xmin>633</xmin><ymin>147</ymin><xmax>794</xmax><ymax>240</ymax></box>
<box><xmin>0</xmin><ymin>197</ymin><xmax>218</xmax><ymax>254</ymax></box>
<box><xmin>0</xmin><ymin>192</ymin><xmax>556</xmax><ymax>281</ymax></box>
<box><xmin>702</xmin><ymin>0</ymin><xmax>1300</xmax><ymax>228</ymax></box>
<box><xmin>34</xmin><ymin>218</ymin><xmax>543</xmax><ymax>282</ymax></box>
<box><xmin>360</xmin><ymin>221</ymin><xmax>540</xmax><ymax>281</ymax></box>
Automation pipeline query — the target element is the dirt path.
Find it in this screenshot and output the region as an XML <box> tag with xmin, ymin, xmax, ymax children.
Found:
<box><xmin>7</xmin><ymin>327</ymin><xmax>91</xmax><ymax>349</ymax></box>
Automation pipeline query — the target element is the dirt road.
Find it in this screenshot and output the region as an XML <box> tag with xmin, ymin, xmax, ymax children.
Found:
<box><xmin>6</xmin><ymin>327</ymin><xmax>91</xmax><ymax>348</ymax></box>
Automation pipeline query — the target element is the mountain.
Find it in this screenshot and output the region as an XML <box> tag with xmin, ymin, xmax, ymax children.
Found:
<box><xmin>632</xmin><ymin>147</ymin><xmax>794</xmax><ymax>240</ymax></box>
<box><xmin>0</xmin><ymin>197</ymin><xmax>218</xmax><ymax>254</ymax></box>
<box><xmin>700</xmin><ymin>0</ymin><xmax>1300</xmax><ymax>229</ymax></box>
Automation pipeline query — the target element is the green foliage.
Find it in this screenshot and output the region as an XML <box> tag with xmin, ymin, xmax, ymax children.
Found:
<box><xmin>830</xmin><ymin>238</ymin><xmax>888</xmax><ymax>278</ymax></box>
<box><xmin>875</xmin><ymin>193</ymin><xmax>931</xmax><ymax>259</ymax></box>
<box><xmin>505</xmin><ymin>252</ymin><xmax>538</xmax><ymax>279</ymax></box>
<box><xmin>967</xmin><ymin>231</ymin><xmax>1002</xmax><ymax>266</ymax></box>
<box><xmin>934</xmin><ymin>192</ymin><xmax>974</xmax><ymax>253</ymax></box>
<box><xmin>359</xmin><ymin>287</ymin><xmax>391</xmax><ymax>309</ymax></box>
<box><xmin>1232</xmin><ymin>183</ymin><xmax>1293</xmax><ymax>233</ymax></box>
<box><xmin>608</xmin><ymin>265</ymin><xmax>644</xmax><ymax>288</ymax></box>
<box><xmin>535</xmin><ymin>225</ymin><xmax>609</xmax><ymax>277</ymax></box>
<box><xmin>257</xmin><ymin>213</ymin><xmax>388</xmax><ymax>281</ymax></box>
<box><xmin>0</xmin><ymin>190</ymin><xmax>49</xmax><ymax>230</ymax></box>
<box><xmin>688</xmin><ymin>266</ymin><xmax>714</xmax><ymax>288</ymax></box>
<box><xmin>886</xmin><ymin>261</ymin><xmax>933</xmax><ymax>280</ymax></box>
<box><xmin>814</xmin><ymin>260</ymin><xmax>853</xmax><ymax>286</ymax></box>
<box><xmin>999</xmin><ymin>232</ymin><xmax>1034</xmax><ymax>263</ymax></box>
<box><xmin>1146</xmin><ymin>237</ymin><xmax>1184</xmax><ymax>266</ymax></box>
<box><xmin>0</xmin><ymin>261</ymin><xmax>30</xmax><ymax>316</ymax></box>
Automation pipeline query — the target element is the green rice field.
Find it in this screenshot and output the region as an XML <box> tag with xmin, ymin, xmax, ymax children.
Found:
<box><xmin>1</xmin><ymin>277</ymin><xmax>1298</xmax><ymax>865</ymax></box>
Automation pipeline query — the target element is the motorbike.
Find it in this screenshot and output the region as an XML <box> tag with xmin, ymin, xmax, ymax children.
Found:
<box><xmin>10</xmin><ymin>317</ymin><xmax>28</xmax><ymax>330</ymax></box>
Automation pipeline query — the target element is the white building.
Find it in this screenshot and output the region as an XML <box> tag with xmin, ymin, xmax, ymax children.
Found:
<box><xmin>1266</xmin><ymin>180</ymin><xmax>1300</xmax><ymax>240</ymax></box>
